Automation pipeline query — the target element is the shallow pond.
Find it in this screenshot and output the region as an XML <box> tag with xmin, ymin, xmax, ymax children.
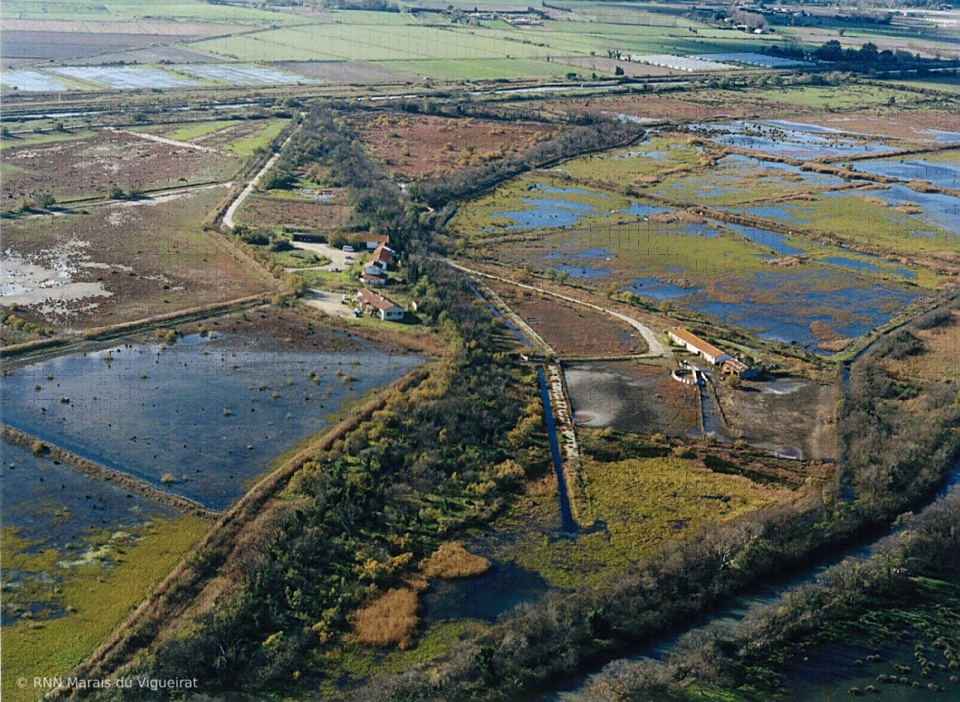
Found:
<box><xmin>689</xmin><ymin>271</ymin><xmax>917</xmax><ymax>351</ymax></box>
<box><xmin>621</xmin><ymin>202</ymin><xmax>671</xmax><ymax>218</ymax></box>
<box><xmin>696</xmin><ymin>121</ymin><xmax>897</xmax><ymax>160</ymax></box>
<box><xmin>853</xmin><ymin>157</ymin><xmax>960</xmax><ymax>190</ymax></box>
<box><xmin>1</xmin><ymin>332</ymin><xmax>421</xmax><ymax>510</ymax></box>
<box><xmin>721</xmin><ymin>222</ymin><xmax>805</xmax><ymax>256</ymax></box>
<box><xmin>422</xmin><ymin>561</ymin><xmax>551</xmax><ymax>624</ymax></box>
<box><xmin>495</xmin><ymin>197</ymin><xmax>597</xmax><ymax>230</ymax></box>
<box><xmin>530</xmin><ymin>184</ymin><xmax>608</xmax><ymax>198</ymax></box>
<box><xmin>1</xmin><ymin>441</ymin><xmax>177</xmax><ymax>553</ymax></box>
<box><xmin>867</xmin><ymin>183</ymin><xmax>960</xmax><ymax>236</ymax></box>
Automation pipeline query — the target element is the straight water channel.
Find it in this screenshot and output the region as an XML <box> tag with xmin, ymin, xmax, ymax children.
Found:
<box><xmin>544</xmin><ymin>458</ymin><xmax>960</xmax><ymax>700</ymax></box>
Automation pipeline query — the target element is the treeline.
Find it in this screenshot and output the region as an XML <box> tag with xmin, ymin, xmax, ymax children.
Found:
<box><xmin>581</xmin><ymin>490</ymin><xmax>960</xmax><ymax>702</ymax></box>
<box><xmin>266</xmin><ymin>104</ymin><xmax>423</xmax><ymax>253</ymax></box>
<box><xmin>352</xmin><ymin>308</ymin><xmax>960</xmax><ymax>702</ymax></box>
<box><xmin>814</xmin><ymin>39</ymin><xmax>924</xmax><ymax>67</ymax></box>
<box><xmin>117</xmin><ymin>261</ymin><xmax>546</xmax><ymax>695</ymax></box>
<box><xmin>843</xmin><ymin>321</ymin><xmax>960</xmax><ymax>521</ymax></box>
<box><xmin>409</xmin><ymin>116</ymin><xmax>646</xmax><ymax>208</ymax></box>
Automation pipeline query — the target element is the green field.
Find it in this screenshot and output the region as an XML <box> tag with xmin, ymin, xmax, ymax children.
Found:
<box><xmin>0</xmin><ymin>129</ymin><xmax>96</xmax><ymax>151</ymax></box>
<box><xmin>2</xmin><ymin>518</ymin><xmax>209</xmax><ymax>702</ymax></box>
<box><xmin>225</xmin><ymin>118</ymin><xmax>288</xmax><ymax>155</ymax></box>
<box><xmin>163</xmin><ymin>119</ymin><xmax>240</xmax><ymax>141</ymax></box>
<box><xmin>188</xmin><ymin>11</ymin><xmax>781</xmax><ymax>68</ymax></box>
<box><xmin>382</xmin><ymin>58</ymin><xmax>580</xmax><ymax>81</ymax></box>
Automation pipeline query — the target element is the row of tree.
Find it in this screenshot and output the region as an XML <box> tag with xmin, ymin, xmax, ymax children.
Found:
<box><xmin>138</xmin><ymin>261</ymin><xmax>548</xmax><ymax>693</ymax></box>
<box><xmin>266</xmin><ymin>104</ymin><xmax>424</xmax><ymax>253</ymax></box>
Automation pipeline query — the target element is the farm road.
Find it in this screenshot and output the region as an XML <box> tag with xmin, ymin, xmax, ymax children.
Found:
<box><xmin>108</xmin><ymin>127</ymin><xmax>222</xmax><ymax>154</ymax></box>
<box><xmin>302</xmin><ymin>289</ymin><xmax>355</xmax><ymax>319</ymax></box>
<box><xmin>223</xmin><ymin>148</ymin><xmax>282</xmax><ymax>230</ymax></box>
<box><xmin>445</xmin><ymin>259</ymin><xmax>671</xmax><ymax>357</ymax></box>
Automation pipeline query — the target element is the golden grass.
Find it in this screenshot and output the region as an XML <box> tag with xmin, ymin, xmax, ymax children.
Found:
<box><xmin>884</xmin><ymin>310</ymin><xmax>960</xmax><ymax>383</ymax></box>
<box><xmin>351</xmin><ymin>586</ymin><xmax>421</xmax><ymax>650</ymax></box>
<box><xmin>421</xmin><ymin>542</ymin><xmax>492</xmax><ymax>580</ymax></box>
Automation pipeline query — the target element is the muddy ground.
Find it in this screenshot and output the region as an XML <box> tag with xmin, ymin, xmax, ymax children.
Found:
<box><xmin>2</xmin><ymin>131</ymin><xmax>240</xmax><ymax>210</ymax></box>
<box><xmin>1</xmin><ymin>187</ymin><xmax>270</xmax><ymax>331</ymax></box>
<box><xmin>719</xmin><ymin>376</ymin><xmax>840</xmax><ymax>461</ymax></box>
<box><xmin>490</xmin><ymin>282</ymin><xmax>646</xmax><ymax>357</ymax></box>
<box><xmin>564</xmin><ymin>360</ymin><xmax>701</xmax><ymax>437</ymax></box>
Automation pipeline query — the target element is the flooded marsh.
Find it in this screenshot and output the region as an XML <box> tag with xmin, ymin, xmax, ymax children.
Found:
<box><xmin>1</xmin><ymin>326</ymin><xmax>422</xmax><ymax>510</ymax></box>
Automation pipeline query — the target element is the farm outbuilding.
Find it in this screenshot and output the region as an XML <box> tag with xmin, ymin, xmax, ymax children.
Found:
<box><xmin>361</xmin><ymin>271</ymin><xmax>387</xmax><ymax>286</ymax></box>
<box><xmin>668</xmin><ymin>327</ymin><xmax>732</xmax><ymax>365</ymax></box>
<box><xmin>364</xmin><ymin>235</ymin><xmax>390</xmax><ymax>250</ymax></box>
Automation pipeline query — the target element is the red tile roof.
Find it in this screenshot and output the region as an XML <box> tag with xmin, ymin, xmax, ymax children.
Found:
<box><xmin>371</xmin><ymin>245</ymin><xmax>393</xmax><ymax>265</ymax></box>
<box><xmin>357</xmin><ymin>288</ymin><xmax>399</xmax><ymax>311</ymax></box>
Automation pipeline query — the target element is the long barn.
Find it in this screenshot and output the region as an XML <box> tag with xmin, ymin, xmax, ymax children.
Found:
<box><xmin>668</xmin><ymin>327</ymin><xmax>731</xmax><ymax>365</ymax></box>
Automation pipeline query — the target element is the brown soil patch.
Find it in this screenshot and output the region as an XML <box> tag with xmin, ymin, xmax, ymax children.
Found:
<box><xmin>346</xmin><ymin>113</ymin><xmax>555</xmax><ymax>180</ymax></box>
<box><xmin>566</xmin><ymin>94</ymin><xmax>759</xmax><ymax>123</ymax></box>
<box><xmin>490</xmin><ymin>283</ymin><xmax>646</xmax><ymax>357</ymax></box>
<box><xmin>72</xmin><ymin>45</ymin><xmax>229</xmax><ymax>66</ymax></box>
<box><xmin>2</xmin><ymin>131</ymin><xmax>239</xmax><ymax>210</ymax></box>
<box><xmin>2</xmin><ymin>19</ymin><xmax>243</xmax><ymax>35</ymax></box>
<box><xmin>235</xmin><ymin>195</ymin><xmax>351</xmax><ymax>231</ymax></box>
<box><xmin>2</xmin><ymin>31</ymin><xmax>194</xmax><ymax>61</ymax></box>
<box><xmin>554</xmin><ymin>56</ymin><xmax>678</xmax><ymax>78</ymax></box>
<box><xmin>1</xmin><ymin>188</ymin><xmax>270</xmax><ymax>331</ymax></box>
